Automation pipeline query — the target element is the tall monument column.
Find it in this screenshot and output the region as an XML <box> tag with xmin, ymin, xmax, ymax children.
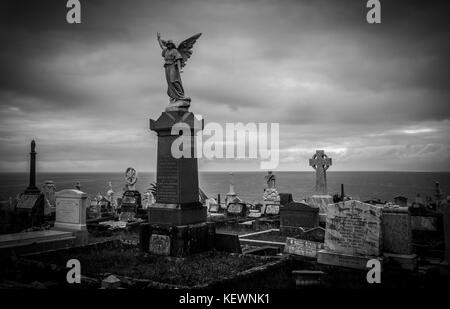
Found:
<box><xmin>25</xmin><ymin>140</ymin><xmax>40</xmax><ymax>194</ymax></box>
<box><xmin>140</xmin><ymin>32</ymin><xmax>214</xmax><ymax>257</ymax></box>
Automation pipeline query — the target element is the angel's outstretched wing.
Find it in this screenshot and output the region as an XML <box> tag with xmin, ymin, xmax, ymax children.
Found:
<box><xmin>160</xmin><ymin>39</ymin><xmax>168</xmax><ymax>48</ymax></box>
<box><xmin>177</xmin><ymin>33</ymin><xmax>202</xmax><ymax>68</ymax></box>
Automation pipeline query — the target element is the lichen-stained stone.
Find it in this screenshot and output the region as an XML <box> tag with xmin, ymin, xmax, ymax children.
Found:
<box><xmin>324</xmin><ymin>200</ymin><xmax>383</xmax><ymax>257</ymax></box>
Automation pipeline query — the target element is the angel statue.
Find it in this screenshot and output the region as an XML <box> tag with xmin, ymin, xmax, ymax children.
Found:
<box><xmin>157</xmin><ymin>32</ymin><xmax>202</xmax><ymax>110</ymax></box>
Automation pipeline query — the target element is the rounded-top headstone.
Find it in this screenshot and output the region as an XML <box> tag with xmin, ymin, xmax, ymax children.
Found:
<box><xmin>55</xmin><ymin>189</ymin><xmax>87</xmax><ymax>198</ymax></box>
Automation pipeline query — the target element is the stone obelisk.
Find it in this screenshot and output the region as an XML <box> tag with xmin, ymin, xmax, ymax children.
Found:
<box><xmin>25</xmin><ymin>140</ymin><xmax>40</xmax><ymax>194</ymax></box>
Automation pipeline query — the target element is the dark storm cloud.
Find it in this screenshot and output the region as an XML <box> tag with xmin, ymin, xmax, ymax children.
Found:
<box><xmin>0</xmin><ymin>0</ymin><xmax>449</xmax><ymax>172</ymax></box>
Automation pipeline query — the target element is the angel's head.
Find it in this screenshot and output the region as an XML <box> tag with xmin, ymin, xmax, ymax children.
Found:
<box><xmin>166</xmin><ymin>40</ymin><xmax>176</xmax><ymax>49</ymax></box>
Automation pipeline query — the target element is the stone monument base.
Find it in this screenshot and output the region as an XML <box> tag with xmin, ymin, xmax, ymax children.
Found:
<box><xmin>148</xmin><ymin>203</ymin><xmax>207</xmax><ymax>226</ymax></box>
<box><xmin>139</xmin><ymin>221</ymin><xmax>215</xmax><ymax>257</ymax></box>
<box><xmin>317</xmin><ymin>250</ymin><xmax>383</xmax><ymax>270</ymax></box>
<box><xmin>307</xmin><ymin>195</ymin><xmax>333</xmax><ymax>211</ymax></box>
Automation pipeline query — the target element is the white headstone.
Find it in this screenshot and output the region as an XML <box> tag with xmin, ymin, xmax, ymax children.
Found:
<box><xmin>54</xmin><ymin>189</ymin><xmax>87</xmax><ymax>231</ymax></box>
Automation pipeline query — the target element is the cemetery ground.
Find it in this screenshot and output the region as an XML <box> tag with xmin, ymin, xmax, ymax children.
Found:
<box><xmin>1</xmin><ymin>211</ymin><xmax>449</xmax><ymax>289</ymax></box>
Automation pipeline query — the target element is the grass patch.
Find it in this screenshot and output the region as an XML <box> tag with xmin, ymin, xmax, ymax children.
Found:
<box><xmin>27</xmin><ymin>244</ymin><xmax>271</xmax><ymax>287</ymax></box>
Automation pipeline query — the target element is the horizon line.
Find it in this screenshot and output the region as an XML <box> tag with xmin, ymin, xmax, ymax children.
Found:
<box><xmin>0</xmin><ymin>170</ymin><xmax>449</xmax><ymax>173</ymax></box>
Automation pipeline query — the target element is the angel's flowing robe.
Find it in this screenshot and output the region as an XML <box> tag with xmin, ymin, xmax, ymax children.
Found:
<box><xmin>162</xmin><ymin>48</ymin><xmax>190</xmax><ymax>102</ymax></box>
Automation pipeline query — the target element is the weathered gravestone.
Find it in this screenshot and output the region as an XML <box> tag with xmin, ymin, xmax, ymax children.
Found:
<box><xmin>42</xmin><ymin>180</ymin><xmax>56</xmax><ymax>216</ymax></box>
<box><xmin>227</xmin><ymin>202</ymin><xmax>247</xmax><ymax>217</ymax></box>
<box><xmin>308</xmin><ymin>194</ymin><xmax>334</xmax><ymax>224</ymax></box>
<box><xmin>265</xmin><ymin>204</ymin><xmax>280</xmax><ymax>215</ymax></box>
<box><xmin>120</xmin><ymin>167</ymin><xmax>141</xmax><ymax>221</ymax></box>
<box><xmin>382</xmin><ymin>206</ymin><xmax>417</xmax><ymax>270</ymax></box>
<box><xmin>54</xmin><ymin>189</ymin><xmax>88</xmax><ymax>245</ymax></box>
<box><xmin>317</xmin><ymin>200</ymin><xmax>383</xmax><ymax>270</ymax></box>
<box><xmin>285</xmin><ymin>238</ymin><xmax>324</xmax><ymax>258</ymax></box>
<box><xmin>120</xmin><ymin>190</ymin><xmax>141</xmax><ymax>221</ymax></box>
<box><xmin>307</xmin><ymin>195</ymin><xmax>334</xmax><ymax>214</ymax></box>
<box><xmin>284</xmin><ymin>226</ymin><xmax>325</xmax><ymax>258</ymax></box>
<box><xmin>280</xmin><ymin>201</ymin><xmax>319</xmax><ymax>235</ymax></box>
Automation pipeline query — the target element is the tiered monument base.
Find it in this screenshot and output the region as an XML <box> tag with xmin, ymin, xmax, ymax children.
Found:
<box><xmin>140</xmin><ymin>221</ymin><xmax>215</xmax><ymax>257</ymax></box>
<box><xmin>148</xmin><ymin>203</ymin><xmax>207</xmax><ymax>226</ymax></box>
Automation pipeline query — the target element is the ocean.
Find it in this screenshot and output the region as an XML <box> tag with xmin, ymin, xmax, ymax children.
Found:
<box><xmin>0</xmin><ymin>172</ymin><xmax>449</xmax><ymax>204</ymax></box>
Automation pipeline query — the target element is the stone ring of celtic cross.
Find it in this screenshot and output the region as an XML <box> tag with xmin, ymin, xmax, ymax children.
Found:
<box><xmin>125</xmin><ymin>167</ymin><xmax>137</xmax><ymax>185</ymax></box>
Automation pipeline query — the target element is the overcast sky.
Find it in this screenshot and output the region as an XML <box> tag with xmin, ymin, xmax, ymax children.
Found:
<box><xmin>0</xmin><ymin>0</ymin><xmax>449</xmax><ymax>172</ymax></box>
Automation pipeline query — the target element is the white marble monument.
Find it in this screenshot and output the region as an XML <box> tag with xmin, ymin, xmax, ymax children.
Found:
<box><xmin>54</xmin><ymin>189</ymin><xmax>87</xmax><ymax>231</ymax></box>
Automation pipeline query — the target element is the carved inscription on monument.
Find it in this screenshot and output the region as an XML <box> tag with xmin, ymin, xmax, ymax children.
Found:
<box><xmin>325</xmin><ymin>200</ymin><xmax>382</xmax><ymax>256</ymax></box>
<box><xmin>149</xmin><ymin>234</ymin><xmax>171</xmax><ymax>256</ymax></box>
<box><xmin>56</xmin><ymin>198</ymin><xmax>80</xmax><ymax>224</ymax></box>
<box><xmin>157</xmin><ymin>157</ymin><xmax>179</xmax><ymax>203</ymax></box>
<box><xmin>285</xmin><ymin>238</ymin><xmax>324</xmax><ymax>258</ymax></box>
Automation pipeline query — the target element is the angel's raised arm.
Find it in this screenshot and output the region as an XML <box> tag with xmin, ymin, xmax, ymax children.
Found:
<box><xmin>156</xmin><ymin>32</ymin><xmax>165</xmax><ymax>50</ymax></box>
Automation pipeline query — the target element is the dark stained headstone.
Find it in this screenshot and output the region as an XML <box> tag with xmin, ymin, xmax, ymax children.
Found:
<box><xmin>394</xmin><ymin>196</ymin><xmax>408</xmax><ymax>207</ymax></box>
<box><xmin>120</xmin><ymin>190</ymin><xmax>141</xmax><ymax>221</ymax></box>
<box><xmin>279</xmin><ymin>193</ymin><xmax>293</xmax><ymax>206</ymax></box>
<box><xmin>280</xmin><ymin>201</ymin><xmax>319</xmax><ymax>235</ymax></box>
<box><xmin>382</xmin><ymin>207</ymin><xmax>413</xmax><ymax>254</ymax></box>
<box><xmin>214</xmin><ymin>232</ymin><xmax>242</xmax><ymax>254</ymax></box>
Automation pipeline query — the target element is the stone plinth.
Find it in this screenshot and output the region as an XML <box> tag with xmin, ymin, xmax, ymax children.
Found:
<box><xmin>139</xmin><ymin>222</ymin><xmax>215</xmax><ymax>257</ymax></box>
<box><xmin>146</xmin><ymin>109</ymin><xmax>214</xmax><ymax>257</ymax></box>
<box><xmin>149</xmin><ymin>111</ymin><xmax>206</xmax><ymax>226</ymax></box>
<box><xmin>307</xmin><ymin>195</ymin><xmax>334</xmax><ymax>214</ymax></box>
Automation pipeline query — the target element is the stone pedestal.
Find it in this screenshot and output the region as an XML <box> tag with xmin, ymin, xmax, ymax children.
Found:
<box><xmin>140</xmin><ymin>222</ymin><xmax>215</xmax><ymax>257</ymax></box>
<box><xmin>307</xmin><ymin>195</ymin><xmax>333</xmax><ymax>214</ymax></box>
<box><xmin>149</xmin><ymin>111</ymin><xmax>206</xmax><ymax>226</ymax></box>
<box><xmin>147</xmin><ymin>110</ymin><xmax>214</xmax><ymax>256</ymax></box>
